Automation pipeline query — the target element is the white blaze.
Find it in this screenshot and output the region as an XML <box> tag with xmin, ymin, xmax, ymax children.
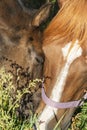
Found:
<box><xmin>37</xmin><ymin>40</ymin><xmax>82</xmax><ymax>130</ymax></box>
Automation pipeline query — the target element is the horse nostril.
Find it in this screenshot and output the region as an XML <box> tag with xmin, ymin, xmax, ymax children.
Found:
<box><xmin>35</xmin><ymin>55</ymin><xmax>45</xmax><ymax>64</ymax></box>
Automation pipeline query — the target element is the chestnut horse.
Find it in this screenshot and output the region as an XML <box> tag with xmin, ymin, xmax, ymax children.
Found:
<box><xmin>0</xmin><ymin>0</ymin><xmax>52</xmax><ymax>119</ymax></box>
<box><xmin>36</xmin><ymin>0</ymin><xmax>87</xmax><ymax>130</ymax></box>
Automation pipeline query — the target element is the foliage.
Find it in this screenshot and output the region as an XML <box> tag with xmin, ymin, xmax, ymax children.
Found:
<box><xmin>50</xmin><ymin>0</ymin><xmax>56</xmax><ymax>3</ymax></box>
<box><xmin>68</xmin><ymin>101</ymin><xmax>87</xmax><ymax>130</ymax></box>
<box><xmin>0</xmin><ymin>67</ymin><xmax>42</xmax><ymax>130</ymax></box>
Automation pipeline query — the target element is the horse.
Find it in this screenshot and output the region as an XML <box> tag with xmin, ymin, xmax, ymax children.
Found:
<box><xmin>36</xmin><ymin>0</ymin><xmax>87</xmax><ymax>130</ymax></box>
<box><xmin>0</xmin><ymin>0</ymin><xmax>52</xmax><ymax>119</ymax></box>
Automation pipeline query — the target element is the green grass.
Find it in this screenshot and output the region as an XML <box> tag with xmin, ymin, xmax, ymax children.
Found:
<box><xmin>68</xmin><ymin>101</ymin><xmax>87</xmax><ymax>130</ymax></box>
<box><xmin>0</xmin><ymin>67</ymin><xmax>42</xmax><ymax>130</ymax></box>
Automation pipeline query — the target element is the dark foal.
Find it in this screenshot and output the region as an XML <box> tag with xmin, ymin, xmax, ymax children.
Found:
<box><xmin>36</xmin><ymin>0</ymin><xmax>87</xmax><ymax>130</ymax></box>
<box><xmin>0</xmin><ymin>0</ymin><xmax>51</xmax><ymax>119</ymax></box>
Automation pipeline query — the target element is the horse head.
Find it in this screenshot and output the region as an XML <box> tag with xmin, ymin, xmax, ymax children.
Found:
<box><xmin>0</xmin><ymin>0</ymin><xmax>52</xmax><ymax>119</ymax></box>
<box><xmin>37</xmin><ymin>0</ymin><xmax>87</xmax><ymax>129</ymax></box>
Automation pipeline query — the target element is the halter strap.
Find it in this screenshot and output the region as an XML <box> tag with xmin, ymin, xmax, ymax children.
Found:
<box><xmin>42</xmin><ymin>83</ymin><xmax>87</xmax><ymax>108</ymax></box>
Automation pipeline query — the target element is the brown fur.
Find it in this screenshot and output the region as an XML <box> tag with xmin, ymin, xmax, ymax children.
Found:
<box><xmin>0</xmin><ymin>0</ymin><xmax>52</xmax><ymax>120</ymax></box>
<box><xmin>0</xmin><ymin>0</ymin><xmax>52</xmax><ymax>78</ymax></box>
<box><xmin>38</xmin><ymin>0</ymin><xmax>87</xmax><ymax>129</ymax></box>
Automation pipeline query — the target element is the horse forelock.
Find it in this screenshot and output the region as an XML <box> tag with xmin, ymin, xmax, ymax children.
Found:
<box><xmin>44</xmin><ymin>0</ymin><xmax>87</xmax><ymax>46</ymax></box>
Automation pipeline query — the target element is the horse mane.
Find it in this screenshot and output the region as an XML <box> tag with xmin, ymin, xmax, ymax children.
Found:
<box><xmin>44</xmin><ymin>0</ymin><xmax>87</xmax><ymax>46</ymax></box>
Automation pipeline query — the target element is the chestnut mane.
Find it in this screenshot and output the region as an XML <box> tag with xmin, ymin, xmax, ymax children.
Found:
<box><xmin>44</xmin><ymin>0</ymin><xmax>87</xmax><ymax>46</ymax></box>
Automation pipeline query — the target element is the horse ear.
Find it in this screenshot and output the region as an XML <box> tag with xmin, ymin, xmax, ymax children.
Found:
<box><xmin>31</xmin><ymin>3</ymin><xmax>52</xmax><ymax>27</ymax></box>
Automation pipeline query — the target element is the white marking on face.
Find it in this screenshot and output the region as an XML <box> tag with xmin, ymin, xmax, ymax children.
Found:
<box><xmin>37</xmin><ymin>40</ymin><xmax>82</xmax><ymax>130</ymax></box>
<box><xmin>51</xmin><ymin>40</ymin><xmax>82</xmax><ymax>102</ymax></box>
<box><xmin>38</xmin><ymin>106</ymin><xmax>56</xmax><ymax>130</ymax></box>
<box><xmin>62</xmin><ymin>41</ymin><xmax>72</xmax><ymax>59</ymax></box>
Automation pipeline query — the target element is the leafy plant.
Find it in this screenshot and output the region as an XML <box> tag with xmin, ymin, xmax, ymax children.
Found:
<box><xmin>0</xmin><ymin>67</ymin><xmax>41</xmax><ymax>130</ymax></box>
<box><xmin>68</xmin><ymin>101</ymin><xmax>87</xmax><ymax>130</ymax></box>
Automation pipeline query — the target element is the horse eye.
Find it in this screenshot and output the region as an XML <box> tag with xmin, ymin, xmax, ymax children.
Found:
<box><xmin>28</xmin><ymin>37</ymin><xmax>34</xmax><ymax>42</ymax></box>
